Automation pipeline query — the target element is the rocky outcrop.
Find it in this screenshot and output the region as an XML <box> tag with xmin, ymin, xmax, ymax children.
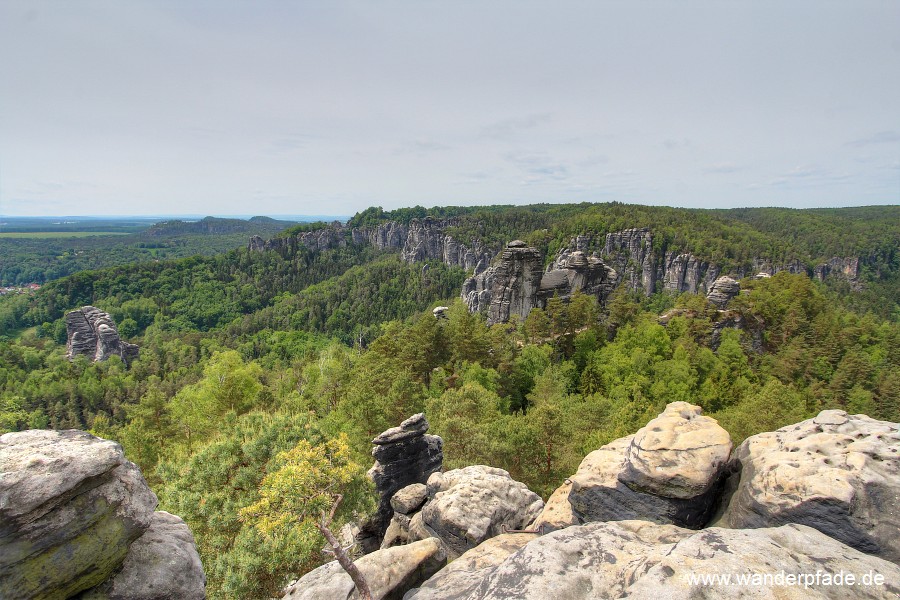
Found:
<box><xmin>601</xmin><ymin>228</ymin><xmax>658</xmax><ymax>294</ymax></box>
<box><xmin>716</xmin><ymin>409</ymin><xmax>900</xmax><ymax>564</ymax></box>
<box><xmin>529</xmin><ymin>479</ymin><xmax>579</xmax><ymax>533</ymax></box>
<box><xmin>399</xmin><ymin>218</ymin><xmax>492</xmax><ymax>274</ymax></box>
<box><xmin>0</xmin><ymin>430</ymin><xmax>203</xmax><ymax>600</ymax></box>
<box><xmin>413</xmin><ymin>520</ymin><xmax>900</xmax><ymax>599</ymax></box>
<box><xmin>364</xmin><ymin>414</ymin><xmax>443</xmax><ymax>547</ymax></box>
<box><xmin>283</xmin><ymin>537</ymin><xmax>447</xmax><ymax>600</ymax></box>
<box><xmin>403</xmin><ymin>533</ymin><xmax>536</xmax><ymax>600</ymax></box>
<box><xmin>250</xmin><ymin>218</ymin><xmax>494</xmax><ymax>275</ymax></box>
<box><xmin>76</xmin><ymin>511</ymin><xmax>205</xmax><ymax>600</ymax></box>
<box><xmin>567</xmin><ymin>402</ymin><xmax>732</xmax><ymax>528</ymax></box>
<box><xmin>408</xmin><ymin>466</ymin><xmax>544</xmax><ymax>558</ymax></box>
<box><xmin>814</xmin><ymin>256</ymin><xmax>861</xmax><ymax>288</ymax></box>
<box><xmin>483</xmin><ymin>242</ymin><xmax>544</xmax><ymax>325</ymax></box>
<box><xmin>65</xmin><ymin>306</ymin><xmax>139</xmax><ymax>364</ymax></box>
<box><xmin>706</xmin><ymin>276</ymin><xmax>741</xmax><ymax>308</ymax></box>
<box><xmin>539</xmin><ymin>250</ymin><xmax>618</xmax><ymax>305</ymax></box>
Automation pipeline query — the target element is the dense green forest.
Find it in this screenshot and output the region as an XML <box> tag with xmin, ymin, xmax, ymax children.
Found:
<box><xmin>0</xmin><ymin>216</ymin><xmax>298</xmax><ymax>285</ymax></box>
<box><xmin>0</xmin><ymin>202</ymin><xmax>898</xmax><ymax>599</ymax></box>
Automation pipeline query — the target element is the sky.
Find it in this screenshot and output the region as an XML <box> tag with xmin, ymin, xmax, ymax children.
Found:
<box><xmin>0</xmin><ymin>1</ymin><xmax>898</xmax><ymax>217</ymax></box>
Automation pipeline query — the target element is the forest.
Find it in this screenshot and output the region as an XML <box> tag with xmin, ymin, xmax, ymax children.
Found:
<box><xmin>0</xmin><ymin>202</ymin><xmax>898</xmax><ymax>599</ymax></box>
<box><xmin>0</xmin><ymin>215</ymin><xmax>298</xmax><ymax>285</ymax></box>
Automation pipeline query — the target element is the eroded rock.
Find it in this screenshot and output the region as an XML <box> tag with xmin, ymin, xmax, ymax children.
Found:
<box><xmin>76</xmin><ymin>511</ymin><xmax>205</xmax><ymax>600</ymax></box>
<box><xmin>449</xmin><ymin>520</ymin><xmax>900</xmax><ymax>599</ymax></box>
<box><xmin>706</xmin><ymin>276</ymin><xmax>741</xmax><ymax>308</ymax></box>
<box><xmin>65</xmin><ymin>306</ymin><xmax>139</xmax><ymax>364</ymax></box>
<box><xmin>282</xmin><ymin>537</ymin><xmax>447</xmax><ymax>600</ymax></box>
<box><xmin>410</xmin><ymin>466</ymin><xmax>544</xmax><ymax>558</ymax></box>
<box><xmin>403</xmin><ymin>533</ymin><xmax>536</xmax><ymax>600</ymax></box>
<box><xmin>717</xmin><ymin>409</ymin><xmax>900</xmax><ymax>563</ymax></box>
<box><xmin>0</xmin><ymin>430</ymin><xmax>157</xmax><ymax>600</ymax></box>
<box><xmin>567</xmin><ymin>402</ymin><xmax>731</xmax><ymax>528</ymax></box>
<box><xmin>364</xmin><ymin>414</ymin><xmax>443</xmax><ymax>547</ymax></box>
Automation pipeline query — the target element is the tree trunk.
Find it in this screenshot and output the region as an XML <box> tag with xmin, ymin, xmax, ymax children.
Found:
<box><xmin>318</xmin><ymin>495</ymin><xmax>373</xmax><ymax>600</ymax></box>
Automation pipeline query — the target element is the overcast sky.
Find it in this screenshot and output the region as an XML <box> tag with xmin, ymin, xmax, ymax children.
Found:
<box><xmin>1</xmin><ymin>1</ymin><xmax>898</xmax><ymax>217</ymax></box>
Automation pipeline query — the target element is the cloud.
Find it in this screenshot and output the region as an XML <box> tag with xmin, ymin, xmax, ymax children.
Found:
<box><xmin>480</xmin><ymin>113</ymin><xmax>552</xmax><ymax>140</ymax></box>
<box><xmin>504</xmin><ymin>152</ymin><xmax>569</xmax><ymax>181</ymax></box>
<box><xmin>845</xmin><ymin>131</ymin><xmax>900</xmax><ymax>147</ymax></box>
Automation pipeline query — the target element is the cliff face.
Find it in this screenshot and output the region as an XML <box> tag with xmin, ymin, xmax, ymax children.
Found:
<box><xmin>484</xmin><ymin>242</ymin><xmax>545</xmax><ymax>325</ymax></box>
<box><xmin>65</xmin><ymin>307</ymin><xmax>139</xmax><ymax>365</ymax></box>
<box><xmin>250</xmin><ymin>218</ymin><xmax>494</xmax><ymax>274</ymax></box>
<box><xmin>252</xmin><ymin>220</ymin><xmax>870</xmax><ymax>326</ymax></box>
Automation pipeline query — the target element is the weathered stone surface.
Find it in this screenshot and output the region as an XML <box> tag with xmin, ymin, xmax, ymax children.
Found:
<box><xmin>0</xmin><ymin>430</ymin><xmax>158</xmax><ymax>600</ymax></box>
<box><xmin>403</xmin><ymin>533</ymin><xmax>536</xmax><ymax>600</ymax></box>
<box><xmin>282</xmin><ymin>537</ymin><xmax>447</xmax><ymax>600</ymax></box>
<box><xmin>814</xmin><ymin>257</ymin><xmax>861</xmax><ymax>288</ymax></box>
<box><xmin>706</xmin><ymin>276</ymin><xmax>741</xmax><ymax>308</ymax></box>
<box><xmin>76</xmin><ymin>511</ymin><xmax>205</xmax><ymax>600</ymax></box>
<box><xmin>619</xmin><ymin>401</ymin><xmax>732</xmax><ymax>499</ymax></box>
<box><xmin>411</xmin><ymin>466</ymin><xmax>544</xmax><ymax>558</ymax></box>
<box><xmin>717</xmin><ymin>410</ymin><xmax>900</xmax><ymax>563</ymax></box>
<box><xmin>539</xmin><ymin>250</ymin><xmax>618</xmax><ymax>306</ymax></box>
<box><xmin>365</xmin><ymin>414</ymin><xmax>443</xmax><ymax>546</ymax></box>
<box><xmin>391</xmin><ymin>483</ymin><xmax>428</xmax><ymax>515</ymax></box>
<box><xmin>568</xmin><ymin>403</ymin><xmax>731</xmax><ymax>529</ymax></box>
<box><xmin>449</xmin><ymin>520</ymin><xmax>900</xmax><ymax>599</ymax></box>
<box><xmin>529</xmin><ymin>479</ymin><xmax>580</xmax><ymax>533</ymax></box>
<box><xmin>485</xmin><ymin>243</ymin><xmax>544</xmax><ymax>325</ymax></box>
<box><xmin>66</xmin><ymin>306</ymin><xmax>139</xmax><ymax>364</ymax></box>
<box><xmin>374</xmin><ymin>413</ymin><xmax>430</xmax><ymax>446</ymax></box>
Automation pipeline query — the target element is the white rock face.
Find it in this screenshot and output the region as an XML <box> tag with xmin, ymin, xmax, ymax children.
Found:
<box><xmin>568</xmin><ymin>402</ymin><xmax>732</xmax><ymax>528</ymax></box>
<box><xmin>410</xmin><ymin>466</ymin><xmax>544</xmax><ymax>558</ymax></box>
<box><xmin>717</xmin><ymin>409</ymin><xmax>900</xmax><ymax>563</ymax></box>
<box><xmin>619</xmin><ymin>401</ymin><xmax>732</xmax><ymax>499</ymax></box>
<box><xmin>282</xmin><ymin>537</ymin><xmax>446</xmax><ymax>600</ymax></box>
<box><xmin>404</xmin><ymin>533</ymin><xmax>537</xmax><ymax>600</ymax></box>
<box><xmin>435</xmin><ymin>521</ymin><xmax>900</xmax><ymax>599</ymax></box>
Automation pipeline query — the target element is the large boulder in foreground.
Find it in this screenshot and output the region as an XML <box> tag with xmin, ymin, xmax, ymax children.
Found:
<box><xmin>0</xmin><ymin>430</ymin><xmax>157</xmax><ymax>600</ymax></box>
<box><xmin>66</xmin><ymin>306</ymin><xmax>139</xmax><ymax>364</ymax></box>
<box><xmin>403</xmin><ymin>533</ymin><xmax>536</xmax><ymax>600</ymax></box>
<box><xmin>443</xmin><ymin>520</ymin><xmax>900</xmax><ymax>599</ymax></box>
<box><xmin>282</xmin><ymin>537</ymin><xmax>447</xmax><ymax>600</ymax></box>
<box><xmin>567</xmin><ymin>402</ymin><xmax>732</xmax><ymax>528</ymax></box>
<box><xmin>76</xmin><ymin>511</ymin><xmax>206</xmax><ymax>600</ymax></box>
<box><xmin>717</xmin><ymin>409</ymin><xmax>900</xmax><ymax>563</ymax></box>
<box><xmin>409</xmin><ymin>466</ymin><xmax>544</xmax><ymax>558</ymax></box>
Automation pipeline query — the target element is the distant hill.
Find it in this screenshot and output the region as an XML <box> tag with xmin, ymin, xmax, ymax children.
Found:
<box><xmin>143</xmin><ymin>216</ymin><xmax>297</xmax><ymax>237</ymax></box>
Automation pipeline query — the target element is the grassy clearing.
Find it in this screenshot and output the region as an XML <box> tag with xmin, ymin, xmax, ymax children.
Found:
<box><xmin>0</xmin><ymin>231</ymin><xmax>131</xmax><ymax>239</ymax></box>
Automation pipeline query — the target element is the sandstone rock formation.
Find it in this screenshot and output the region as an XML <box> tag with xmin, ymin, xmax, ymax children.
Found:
<box><xmin>706</xmin><ymin>276</ymin><xmax>741</xmax><ymax>308</ymax></box>
<box><xmin>717</xmin><ymin>409</ymin><xmax>900</xmax><ymax>563</ymax></box>
<box><xmin>814</xmin><ymin>256</ymin><xmax>861</xmax><ymax>288</ymax></box>
<box><xmin>567</xmin><ymin>402</ymin><xmax>732</xmax><ymax>528</ymax></box>
<box><xmin>412</xmin><ymin>520</ymin><xmax>899</xmax><ymax>599</ymax></box>
<box><xmin>65</xmin><ymin>306</ymin><xmax>139</xmax><ymax>364</ymax></box>
<box><xmin>408</xmin><ymin>465</ymin><xmax>544</xmax><ymax>558</ymax></box>
<box><xmin>482</xmin><ymin>242</ymin><xmax>544</xmax><ymax>325</ymax></box>
<box><xmin>282</xmin><ymin>537</ymin><xmax>447</xmax><ymax>600</ymax></box>
<box><xmin>76</xmin><ymin>511</ymin><xmax>205</xmax><ymax>600</ymax></box>
<box><xmin>0</xmin><ymin>429</ymin><xmax>203</xmax><ymax>600</ymax></box>
<box><xmin>403</xmin><ymin>533</ymin><xmax>536</xmax><ymax>600</ymax></box>
<box><xmin>251</xmin><ymin>218</ymin><xmax>494</xmax><ymax>275</ymax></box>
<box><xmin>364</xmin><ymin>414</ymin><xmax>443</xmax><ymax>547</ymax></box>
